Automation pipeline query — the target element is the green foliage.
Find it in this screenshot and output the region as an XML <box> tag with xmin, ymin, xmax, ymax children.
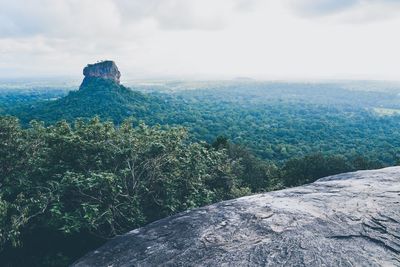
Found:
<box><xmin>3</xmin><ymin>79</ymin><xmax>400</xmax><ymax>168</ymax></box>
<box><xmin>6</xmin><ymin>78</ymin><xmax>169</xmax><ymax>125</ymax></box>
<box><xmin>175</xmin><ymin>92</ymin><xmax>400</xmax><ymax>165</ymax></box>
<box><xmin>0</xmin><ymin>116</ymin><xmax>248</xmax><ymax>266</ymax></box>
<box><xmin>213</xmin><ymin>136</ymin><xmax>282</xmax><ymax>192</ymax></box>
<box><xmin>0</xmin><ymin>80</ymin><xmax>397</xmax><ymax>265</ymax></box>
<box><xmin>5</xmin><ymin>80</ymin><xmax>400</xmax><ymax>166</ymax></box>
<box><xmin>281</xmin><ymin>153</ymin><xmax>383</xmax><ymax>187</ymax></box>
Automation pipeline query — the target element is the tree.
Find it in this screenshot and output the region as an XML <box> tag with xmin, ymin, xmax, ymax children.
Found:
<box><xmin>0</xmin><ymin>116</ymin><xmax>249</xmax><ymax>266</ymax></box>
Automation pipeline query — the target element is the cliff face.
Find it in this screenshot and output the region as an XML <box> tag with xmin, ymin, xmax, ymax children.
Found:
<box><xmin>82</xmin><ymin>60</ymin><xmax>121</xmax><ymax>84</ymax></box>
<box><xmin>73</xmin><ymin>167</ymin><xmax>400</xmax><ymax>266</ymax></box>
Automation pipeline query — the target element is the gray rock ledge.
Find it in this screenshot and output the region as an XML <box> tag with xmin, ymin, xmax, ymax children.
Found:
<box><xmin>73</xmin><ymin>167</ymin><xmax>400</xmax><ymax>266</ymax></box>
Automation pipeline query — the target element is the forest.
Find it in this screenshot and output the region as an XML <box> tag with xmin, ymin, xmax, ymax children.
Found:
<box><xmin>0</xmin><ymin>79</ymin><xmax>399</xmax><ymax>265</ymax></box>
<box><xmin>3</xmin><ymin>79</ymin><xmax>400</xmax><ymax>164</ymax></box>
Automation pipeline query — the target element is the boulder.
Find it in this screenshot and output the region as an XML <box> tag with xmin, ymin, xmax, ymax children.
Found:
<box><xmin>73</xmin><ymin>167</ymin><xmax>400</xmax><ymax>266</ymax></box>
<box><xmin>82</xmin><ymin>60</ymin><xmax>121</xmax><ymax>84</ymax></box>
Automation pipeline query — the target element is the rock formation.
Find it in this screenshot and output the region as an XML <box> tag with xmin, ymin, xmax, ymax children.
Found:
<box><xmin>82</xmin><ymin>60</ymin><xmax>121</xmax><ymax>84</ymax></box>
<box><xmin>73</xmin><ymin>167</ymin><xmax>400</xmax><ymax>266</ymax></box>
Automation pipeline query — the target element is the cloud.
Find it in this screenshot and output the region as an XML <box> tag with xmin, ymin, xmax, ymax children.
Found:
<box><xmin>287</xmin><ymin>0</ymin><xmax>358</xmax><ymax>16</ymax></box>
<box><xmin>233</xmin><ymin>0</ymin><xmax>261</xmax><ymax>13</ymax></box>
<box><xmin>0</xmin><ymin>0</ymin><xmax>122</xmax><ymax>38</ymax></box>
<box><xmin>114</xmin><ymin>0</ymin><xmax>229</xmax><ymax>31</ymax></box>
<box><xmin>0</xmin><ymin>0</ymin><xmax>261</xmax><ymax>77</ymax></box>
<box><xmin>286</xmin><ymin>0</ymin><xmax>400</xmax><ymax>21</ymax></box>
<box><xmin>0</xmin><ymin>0</ymin><xmax>252</xmax><ymax>39</ymax></box>
<box><xmin>0</xmin><ymin>0</ymin><xmax>399</xmax><ymax>80</ymax></box>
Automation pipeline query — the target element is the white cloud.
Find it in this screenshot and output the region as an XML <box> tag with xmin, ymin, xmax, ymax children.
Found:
<box><xmin>0</xmin><ymin>0</ymin><xmax>243</xmax><ymax>38</ymax></box>
<box><xmin>0</xmin><ymin>0</ymin><xmax>400</xmax><ymax>80</ymax></box>
<box><xmin>115</xmin><ymin>0</ymin><xmax>229</xmax><ymax>31</ymax></box>
<box><xmin>286</xmin><ymin>0</ymin><xmax>358</xmax><ymax>16</ymax></box>
<box><xmin>286</xmin><ymin>0</ymin><xmax>400</xmax><ymax>22</ymax></box>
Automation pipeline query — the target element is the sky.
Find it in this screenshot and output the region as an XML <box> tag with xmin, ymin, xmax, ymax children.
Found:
<box><xmin>1</xmin><ymin>0</ymin><xmax>400</xmax><ymax>80</ymax></box>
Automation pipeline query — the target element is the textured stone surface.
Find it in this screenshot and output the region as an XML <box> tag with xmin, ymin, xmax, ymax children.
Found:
<box><xmin>73</xmin><ymin>167</ymin><xmax>400</xmax><ymax>266</ymax></box>
<box><xmin>82</xmin><ymin>61</ymin><xmax>121</xmax><ymax>84</ymax></box>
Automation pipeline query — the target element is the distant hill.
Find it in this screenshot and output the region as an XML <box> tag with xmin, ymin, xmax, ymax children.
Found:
<box><xmin>7</xmin><ymin>61</ymin><xmax>174</xmax><ymax>124</ymax></box>
<box><xmin>3</xmin><ymin>61</ymin><xmax>400</xmax><ymax>165</ymax></box>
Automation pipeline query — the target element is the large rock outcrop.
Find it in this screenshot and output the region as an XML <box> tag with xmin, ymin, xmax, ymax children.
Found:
<box><xmin>73</xmin><ymin>167</ymin><xmax>400</xmax><ymax>266</ymax></box>
<box><xmin>82</xmin><ymin>60</ymin><xmax>121</xmax><ymax>84</ymax></box>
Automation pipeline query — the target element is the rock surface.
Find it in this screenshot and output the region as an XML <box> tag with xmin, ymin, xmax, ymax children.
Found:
<box><xmin>73</xmin><ymin>167</ymin><xmax>400</xmax><ymax>266</ymax></box>
<box><xmin>82</xmin><ymin>60</ymin><xmax>121</xmax><ymax>84</ymax></box>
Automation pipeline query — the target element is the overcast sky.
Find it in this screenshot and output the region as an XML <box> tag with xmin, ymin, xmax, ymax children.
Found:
<box><xmin>1</xmin><ymin>0</ymin><xmax>400</xmax><ymax>80</ymax></box>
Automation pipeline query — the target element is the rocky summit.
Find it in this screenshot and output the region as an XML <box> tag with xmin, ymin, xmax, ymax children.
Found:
<box><xmin>73</xmin><ymin>167</ymin><xmax>400</xmax><ymax>267</ymax></box>
<box><xmin>82</xmin><ymin>60</ymin><xmax>121</xmax><ymax>84</ymax></box>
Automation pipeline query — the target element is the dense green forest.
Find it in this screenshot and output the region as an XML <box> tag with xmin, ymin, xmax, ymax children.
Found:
<box><xmin>0</xmin><ymin>78</ymin><xmax>399</xmax><ymax>265</ymax></box>
<box><xmin>3</xmin><ymin>79</ymin><xmax>400</xmax><ymax>164</ymax></box>
<box><xmin>0</xmin><ymin>116</ymin><xmax>381</xmax><ymax>266</ymax></box>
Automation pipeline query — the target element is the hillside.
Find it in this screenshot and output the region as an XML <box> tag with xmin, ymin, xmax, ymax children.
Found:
<box><xmin>7</xmin><ymin>61</ymin><xmax>172</xmax><ymax>124</ymax></box>
<box><xmin>73</xmin><ymin>167</ymin><xmax>400</xmax><ymax>266</ymax></box>
<box><xmin>3</xmin><ymin>61</ymin><xmax>400</xmax><ymax>166</ymax></box>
